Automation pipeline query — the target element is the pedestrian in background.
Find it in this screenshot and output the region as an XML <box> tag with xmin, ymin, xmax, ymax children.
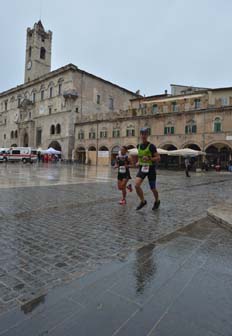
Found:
<box><xmin>185</xmin><ymin>157</ymin><xmax>191</xmax><ymax>177</ymax></box>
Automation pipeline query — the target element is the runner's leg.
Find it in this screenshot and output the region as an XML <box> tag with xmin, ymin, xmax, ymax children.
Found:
<box><xmin>149</xmin><ymin>181</ymin><xmax>160</xmax><ymax>210</ymax></box>
<box><xmin>122</xmin><ymin>179</ymin><xmax>127</xmax><ymax>200</ymax></box>
<box><xmin>118</xmin><ymin>180</ymin><xmax>122</xmax><ymax>190</ymax></box>
<box><xmin>135</xmin><ymin>177</ymin><xmax>145</xmax><ymax>202</ymax></box>
<box><xmin>148</xmin><ymin>171</ymin><xmax>160</xmax><ymax>210</ymax></box>
<box><xmin>151</xmin><ymin>187</ymin><xmax>159</xmax><ymax>202</ymax></box>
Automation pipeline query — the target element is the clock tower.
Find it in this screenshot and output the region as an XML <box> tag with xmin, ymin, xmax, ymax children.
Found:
<box><xmin>24</xmin><ymin>21</ymin><xmax>52</xmax><ymax>83</ymax></box>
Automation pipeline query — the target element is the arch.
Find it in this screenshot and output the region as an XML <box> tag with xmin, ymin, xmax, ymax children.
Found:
<box><xmin>182</xmin><ymin>142</ymin><xmax>202</xmax><ymax>151</ymax></box>
<box><xmin>48</xmin><ymin>141</ymin><xmax>62</xmax><ymax>151</ymax></box>
<box><xmin>76</xmin><ymin>146</ymin><xmax>86</xmax><ymax>164</ymax></box>
<box><xmin>48</xmin><ymin>81</ymin><xmax>55</xmax><ymax>87</ymax></box>
<box><xmin>111</xmin><ymin>145</ymin><xmax>120</xmax><ymax>154</ymax></box>
<box><xmin>213</xmin><ymin>116</ymin><xmax>222</xmax><ymax>121</ymax></box>
<box><xmin>40</xmin><ymin>47</ymin><xmax>46</xmax><ymax>60</ymax></box>
<box><xmin>88</xmin><ymin>146</ymin><xmax>96</xmax><ymax>151</ymax></box>
<box><xmin>50</xmin><ymin>125</ymin><xmax>55</xmax><ymax>135</ymax></box>
<box><xmin>11</xmin><ymin>131</ymin><xmax>14</xmax><ymax>139</ymax></box>
<box><xmin>56</xmin><ymin>124</ymin><xmax>61</xmax><ymax>134</ymax></box>
<box><xmin>30</xmin><ymin>88</ymin><xmax>37</xmax><ymax>95</ymax></box>
<box><xmin>23</xmin><ymin>133</ymin><xmax>29</xmax><ymax>147</ymax></box>
<box><xmin>159</xmin><ymin>143</ymin><xmax>178</xmax><ymax>150</ymax></box>
<box><xmin>205</xmin><ymin>142</ymin><xmax>232</xmax><ymax>168</ymax></box>
<box><xmin>127</xmin><ymin>145</ymin><xmax>136</xmax><ymax>150</ymax></box>
<box><xmin>99</xmin><ymin>146</ymin><xmax>109</xmax><ymax>151</ymax></box>
<box><xmin>205</xmin><ymin>140</ymin><xmax>232</xmax><ymax>149</ymax></box>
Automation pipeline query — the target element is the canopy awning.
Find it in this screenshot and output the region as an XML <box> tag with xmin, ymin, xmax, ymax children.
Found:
<box><xmin>128</xmin><ymin>148</ymin><xmax>169</xmax><ymax>155</ymax></box>
<box><xmin>167</xmin><ymin>148</ymin><xmax>206</xmax><ymax>157</ymax></box>
<box><xmin>41</xmin><ymin>147</ymin><xmax>61</xmax><ymax>155</ymax></box>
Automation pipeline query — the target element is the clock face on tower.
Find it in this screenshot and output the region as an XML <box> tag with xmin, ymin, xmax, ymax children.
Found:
<box><xmin>27</xmin><ymin>60</ymin><xmax>32</xmax><ymax>70</ymax></box>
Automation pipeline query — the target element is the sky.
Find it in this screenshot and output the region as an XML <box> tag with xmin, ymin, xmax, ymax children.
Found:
<box><xmin>1</xmin><ymin>0</ymin><xmax>232</xmax><ymax>95</ymax></box>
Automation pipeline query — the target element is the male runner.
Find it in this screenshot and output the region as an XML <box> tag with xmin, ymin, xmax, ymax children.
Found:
<box><xmin>135</xmin><ymin>127</ymin><xmax>160</xmax><ymax>210</ymax></box>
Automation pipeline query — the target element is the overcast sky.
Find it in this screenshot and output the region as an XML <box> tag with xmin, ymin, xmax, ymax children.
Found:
<box><xmin>1</xmin><ymin>0</ymin><xmax>232</xmax><ymax>95</ymax></box>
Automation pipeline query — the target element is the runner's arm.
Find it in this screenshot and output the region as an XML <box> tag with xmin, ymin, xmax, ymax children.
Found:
<box><xmin>151</xmin><ymin>145</ymin><xmax>160</xmax><ymax>162</ymax></box>
<box><xmin>151</xmin><ymin>151</ymin><xmax>160</xmax><ymax>163</ymax></box>
<box><xmin>126</xmin><ymin>156</ymin><xmax>134</xmax><ymax>168</ymax></box>
<box><xmin>142</xmin><ymin>144</ymin><xmax>160</xmax><ymax>163</ymax></box>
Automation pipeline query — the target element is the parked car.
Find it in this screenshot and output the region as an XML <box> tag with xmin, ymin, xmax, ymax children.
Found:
<box><xmin>3</xmin><ymin>147</ymin><xmax>37</xmax><ymax>163</ymax></box>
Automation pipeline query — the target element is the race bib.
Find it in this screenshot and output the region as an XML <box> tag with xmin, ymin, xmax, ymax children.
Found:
<box><xmin>119</xmin><ymin>166</ymin><xmax>126</xmax><ymax>173</ymax></box>
<box><xmin>141</xmin><ymin>165</ymin><xmax>150</xmax><ymax>173</ymax></box>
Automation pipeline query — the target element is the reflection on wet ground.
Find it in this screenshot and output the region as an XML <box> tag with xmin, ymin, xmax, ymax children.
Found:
<box><xmin>1</xmin><ymin>218</ymin><xmax>232</xmax><ymax>336</ymax></box>
<box><xmin>21</xmin><ymin>294</ymin><xmax>46</xmax><ymax>314</ymax></box>
<box><xmin>0</xmin><ymin>163</ymin><xmax>114</xmax><ymax>188</ymax></box>
<box><xmin>0</xmin><ymin>162</ymin><xmax>231</xmax><ymax>188</ymax></box>
<box><xmin>0</xmin><ymin>164</ymin><xmax>231</xmax><ymax>335</ymax></box>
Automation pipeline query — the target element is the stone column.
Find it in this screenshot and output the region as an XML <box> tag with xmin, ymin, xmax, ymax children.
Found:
<box><xmin>85</xmin><ymin>150</ymin><xmax>89</xmax><ymax>165</ymax></box>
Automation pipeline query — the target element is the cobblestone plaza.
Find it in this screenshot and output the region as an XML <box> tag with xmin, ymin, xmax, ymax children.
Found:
<box><xmin>0</xmin><ymin>164</ymin><xmax>232</xmax><ymax>335</ymax></box>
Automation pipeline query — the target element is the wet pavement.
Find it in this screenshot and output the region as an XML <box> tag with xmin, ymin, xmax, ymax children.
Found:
<box><xmin>0</xmin><ymin>163</ymin><xmax>232</xmax><ymax>335</ymax></box>
<box><xmin>208</xmin><ymin>202</ymin><xmax>232</xmax><ymax>232</ymax></box>
<box><xmin>1</xmin><ymin>218</ymin><xmax>232</xmax><ymax>336</ymax></box>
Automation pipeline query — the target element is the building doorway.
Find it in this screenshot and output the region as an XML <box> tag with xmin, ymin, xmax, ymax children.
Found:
<box><xmin>76</xmin><ymin>147</ymin><xmax>86</xmax><ymax>164</ymax></box>
<box><xmin>48</xmin><ymin>141</ymin><xmax>62</xmax><ymax>151</ymax></box>
<box><xmin>23</xmin><ymin>133</ymin><xmax>29</xmax><ymax>147</ymax></box>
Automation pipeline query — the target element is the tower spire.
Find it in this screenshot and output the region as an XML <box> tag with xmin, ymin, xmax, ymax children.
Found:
<box><xmin>24</xmin><ymin>22</ymin><xmax>52</xmax><ymax>83</ymax></box>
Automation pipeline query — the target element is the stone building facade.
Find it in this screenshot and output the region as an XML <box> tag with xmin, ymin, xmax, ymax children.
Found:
<box><xmin>75</xmin><ymin>84</ymin><xmax>232</xmax><ymax>167</ymax></box>
<box><xmin>1</xmin><ymin>21</ymin><xmax>232</xmax><ymax>166</ymax></box>
<box><xmin>0</xmin><ymin>21</ymin><xmax>138</xmax><ymax>159</ymax></box>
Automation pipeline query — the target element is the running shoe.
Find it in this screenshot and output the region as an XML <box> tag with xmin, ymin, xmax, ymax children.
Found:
<box><xmin>127</xmin><ymin>184</ymin><xmax>133</xmax><ymax>192</ymax></box>
<box><xmin>152</xmin><ymin>200</ymin><xmax>160</xmax><ymax>210</ymax></box>
<box><xmin>119</xmin><ymin>199</ymin><xmax>126</xmax><ymax>205</ymax></box>
<box><xmin>136</xmin><ymin>200</ymin><xmax>147</xmax><ymax>210</ymax></box>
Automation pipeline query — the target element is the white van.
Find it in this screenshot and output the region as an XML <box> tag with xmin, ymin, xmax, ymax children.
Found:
<box><xmin>0</xmin><ymin>148</ymin><xmax>9</xmax><ymax>162</ymax></box>
<box><xmin>4</xmin><ymin>147</ymin><xmax>37</xmax><ymax>163</ymax></box>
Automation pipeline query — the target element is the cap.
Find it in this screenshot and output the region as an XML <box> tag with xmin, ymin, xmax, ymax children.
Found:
<box><xmin>140</xmin><ymin>127</ymin><xmax>149</xmax><ymax>134</ymax></box>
